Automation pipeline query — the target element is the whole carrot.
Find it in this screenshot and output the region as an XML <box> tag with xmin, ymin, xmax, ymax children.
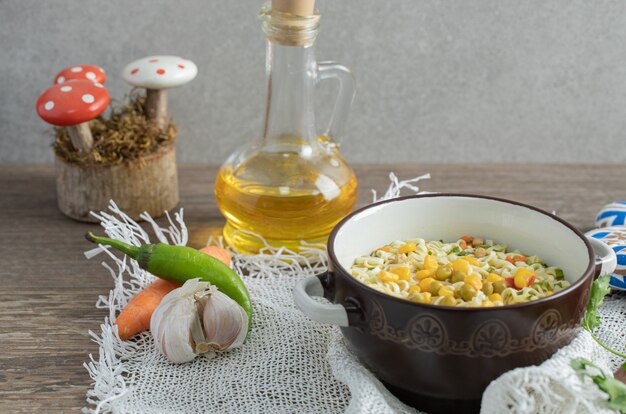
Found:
<box><xmin>86</xmin><ymin>232</ymin><xmax>252</xmax><ymax>328</ymax></box>
<box><xmin>116</xmin><ymin>279</ymin><xmax>180</xmax><ymax>340</ymax></box>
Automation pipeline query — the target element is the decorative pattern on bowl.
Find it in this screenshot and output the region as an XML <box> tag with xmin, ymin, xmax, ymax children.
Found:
<box><xmin>595</xmin><ymin>201</ymin><xmax>626</xmax><ymax>228</ymax></box>
<box><xmin>368</xmin><ymin>300</ymin><xmax>578</xmax><ymax>357</ymax></box>
<box><xmin>587</xmin><ymin>226</ymin><xmax>626</xmax><ymax>290</ymax></box>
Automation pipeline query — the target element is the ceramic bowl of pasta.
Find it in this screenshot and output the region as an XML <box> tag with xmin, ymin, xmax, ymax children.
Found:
<box><xmin>295</xmin><ymin>194</ymin><xmax>616</xmax><ymax>414</ymax></box>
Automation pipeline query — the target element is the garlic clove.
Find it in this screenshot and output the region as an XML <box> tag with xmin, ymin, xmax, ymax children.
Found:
<box><xmin>160</xmin><ymin>309</ymin><xmax>196</xmax><ymax>363</ymax></box>
<box><xmin>150</xmin><ymin>278</ymin><xmax>210</xmax><ymax>363</ymax></box>
<box><xmin>201</xmin><ymin>289</ymin><xmax>249</xmax><ymax>351</ymax></box>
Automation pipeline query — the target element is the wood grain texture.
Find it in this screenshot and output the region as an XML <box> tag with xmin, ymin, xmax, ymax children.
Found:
<box><xmin>55</xmin><ymin>145</ymin><xmax>179</xmax><ymax>223</ymax></box>
<box><xmin>0</xmin><ymin>164</ymin><xmax>624</xmax><ymax>412</ymax></box>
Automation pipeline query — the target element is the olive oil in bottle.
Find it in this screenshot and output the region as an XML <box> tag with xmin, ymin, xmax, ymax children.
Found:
<box><xmin>215</xmin><ymin>0</ymin><xmax>357</xmax><ymax>253</ymax></box>
<box><xmin>216</xmin><ymin>146</ymin><xmax>357</xmax><ymax>254</ymax></box>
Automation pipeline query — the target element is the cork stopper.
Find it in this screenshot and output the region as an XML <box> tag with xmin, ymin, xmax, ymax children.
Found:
<box><xmin>260</xmin><ymin>0</ymin><xmax>320</xmax><ymax>46</ymax></box>
<box><xmin>272</xmin><ymin>0</ymin><xmax>315</xmax><ymax>16</ymax></box>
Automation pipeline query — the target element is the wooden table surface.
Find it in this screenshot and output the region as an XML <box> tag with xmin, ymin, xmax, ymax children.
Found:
<box><xmin>1</xmin><ymin>164</ymin><xmax>624</xmax><ymax>412</ymax></box>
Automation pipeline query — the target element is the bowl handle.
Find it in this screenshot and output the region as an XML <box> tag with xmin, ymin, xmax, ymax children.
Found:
<box><xmin>294</xmin><ymin>274</ymin><xmax>351</xmax><ymax>326</ymax></box>
<box><xmin>587</xmin><ymin>236</ymin><xmax>617</xmax><ymax>275</ymax></box>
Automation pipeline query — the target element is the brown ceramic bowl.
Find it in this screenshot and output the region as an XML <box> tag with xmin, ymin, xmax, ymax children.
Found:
<box><xmin>294</xmin><ymin>194</ymin><xmax>617</xmax><ymax>414</ymax></box>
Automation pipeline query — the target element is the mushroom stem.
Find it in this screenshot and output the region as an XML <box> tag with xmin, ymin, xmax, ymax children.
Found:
<box><xmin>145</xmin><ymin>89</ymin><xmax>168</xmax><ymax>131</ymax></box>
<box><xmin>67</xmin><ymin>122</ymin><xmax>94</xmax><ymax>153</ymax></box>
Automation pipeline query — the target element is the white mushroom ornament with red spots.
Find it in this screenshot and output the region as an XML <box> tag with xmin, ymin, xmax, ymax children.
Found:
<box><xmin>122</xmin><ymin>55</ymin><xmax>197</xmax><ymax>130</ymax></box>
<box><xmin>55</xmin><ymin>64</ymin><xmax>107</xmax><ymax>85</ymax></box>
<box><xmin>36</xmin><ymin>79</ymin><xmax>109</xmax><ymax>154</ymax></box>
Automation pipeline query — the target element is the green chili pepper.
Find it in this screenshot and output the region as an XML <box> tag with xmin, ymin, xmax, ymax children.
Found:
<box><xmin>86</xmin><ymin>233</ymin><xmax>252</xmax><ymax>328</ymax></box>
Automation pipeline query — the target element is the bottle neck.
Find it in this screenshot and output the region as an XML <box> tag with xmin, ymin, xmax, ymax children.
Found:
<box><xmin>261</xmin><ymin>40</ymin><xmax>318</xmax><ymax>152</ymax></box>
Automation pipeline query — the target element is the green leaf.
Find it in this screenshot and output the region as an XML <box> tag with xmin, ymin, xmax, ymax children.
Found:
<box><xmin>578</xmin><ymin>275</ymin><xmax>626</xmax><ymax>381</ymax></box>
<box><xmin>570</xmin><ymin>357</ymin><xmax>588</xmax><ymax>373</ymax></box>
<box><xmin>571</xmin><ymin>358</ymin><xmax>626</xmax><ymax>412</ymax></box>
<box><xmin>598</xmin><ymin>377</ymin><xmax>626</xmax><ymax>412</ymax></box>
<box><xmin>554</xmin><ymin>268</ymin><xmax>564</xmax><ymax>280</ymax></box>
<box><xmin>582</xmin><ymin>274</ymin><xmax>611</xmax><ymax>332</ymax></box>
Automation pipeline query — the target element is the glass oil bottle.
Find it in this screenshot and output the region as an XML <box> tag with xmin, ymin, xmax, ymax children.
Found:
<box><xmin>215</xmin><ymin>0</ymin><xmax>358</xmax><ymax>254</ymax></box>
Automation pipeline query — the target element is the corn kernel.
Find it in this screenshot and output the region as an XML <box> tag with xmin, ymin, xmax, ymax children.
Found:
<box><xmin>415</xmin><ymin>292</ymin><xmax>432</xmax><ymax>304</ymax></box>
<box><xmin>441</xmin><ymin>296</ymin><xmax>457</xmax><ymax>306</ymax></box>
<box><xmin>398</xmin><ymin>243</ymin><xmax>417</xmax><ymax>254</ymax></box>
<box><xmin>390</xmin><ymin>267</ymin><xmax>411</xmax><ymax>280</ymax></box>
<box><xmin>516</xmin><ymin>268</ymin><xmax>535</xmax><ymax>278</ymax></box>
<box><xmin>465</xmin><ymin>274</ymin><xmax>483</xmax><ymax>291</ymax></box>
<box><xmin>438</xmin><ymin>286</ymin><xmax>455</xmax><ymax>297</ymax></box>
<box><xmin>514</xmin><ymin>268</ymin><xmax>535</xmax><ymax>289</ymax></box>
<box><xmin>379</xmin><ymin>270</ymin><xmax>399</xmax><ymax>283</ymax></box>
<box><xmin>463</xmin><ymin>256</ymin><xmax>480</xmax><ymax>266</ymax></box>
<box><xmin>486</xmin><ymin>273</ymin><xmax>503</xmax><ymax>283</ymax></box>
<box><xmin>488</xmin><ymin>293</ymin><xmax>503</xmax><ymax>302</ymax></box>
<box><xmin>415</xmin><ymin>269</ymin><xmax>435</xmax><ymax>280</ymax></box>
<box><xmin>423</xmin><ymin>255</ymin><xmax>439</xmax><ymax>270</ymax></box>
<box><xmin>452</xmin><ymin>258</ymin><xmax>470</xmax><ymax>274</ymax></box>
<box><xmin>408</xmin><ymin>285</ymin><xmax>421</xmax><ymax>293</ymax></box>
<box><xmin>419</xmin><ymin>277</ymin><xmax>435</xmax><ymax>291</ymax></box>
<box><xmin>481</xmin><ymin>300</ymin><xmax>495</xmax><ymax>308</ymax></box>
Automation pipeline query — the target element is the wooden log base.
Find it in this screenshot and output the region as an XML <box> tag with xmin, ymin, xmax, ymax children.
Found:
<box><xmin>55</xmin><ymin>144</ymin><xmax>179</xmax><ymax>222</ymax></box>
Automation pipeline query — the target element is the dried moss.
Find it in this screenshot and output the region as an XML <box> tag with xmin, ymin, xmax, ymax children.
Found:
<box><xmin>54</xmin><ymin>91</ymin><xmax>177</xmax><ymax>167</ymax></box>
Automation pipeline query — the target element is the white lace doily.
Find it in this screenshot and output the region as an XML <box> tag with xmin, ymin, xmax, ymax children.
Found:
<box><xmin>83</xmin><ymin>174</ymin><xmax>625</xmax><ymax>414</ymax></box>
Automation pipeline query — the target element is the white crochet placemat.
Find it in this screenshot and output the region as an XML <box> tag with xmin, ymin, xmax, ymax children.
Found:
<box><xmin>83</xmin><ymin>175</ymin><xmax>626</xmax><ymax>414</ymax></box>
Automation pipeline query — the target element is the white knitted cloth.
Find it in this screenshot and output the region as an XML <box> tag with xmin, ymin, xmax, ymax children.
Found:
<box><xmin>83</xmin><ymin>175</ymin><xmax>625</xmax><ymax>414</ymax></box>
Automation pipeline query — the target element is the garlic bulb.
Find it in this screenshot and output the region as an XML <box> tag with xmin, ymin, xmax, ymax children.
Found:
<box><xmin>150</xmin><ymin>278</ymin><xmax>249</xmax><ymax>363</ymax></box>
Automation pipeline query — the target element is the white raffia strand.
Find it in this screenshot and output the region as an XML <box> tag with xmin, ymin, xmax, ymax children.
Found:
<box><xmin>84</xmin><ymin>174</ymin><xmax>625</xmax><ymax>414</ymax></box>
<box><xmin>371</xmin><ymin>172</ymin><xmax>431</xmax><ymax>202</ymax></box>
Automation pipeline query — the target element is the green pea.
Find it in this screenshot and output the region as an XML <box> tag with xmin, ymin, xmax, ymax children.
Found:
<box><xmin>435</xmin><ymin>265</ymin><xmax>453</xmax><ymax>281</ymax></box>
<box><xmin>460</xmin><ymin>284</ymin><xmax>477</xmax><ymax>301</ymax></box>
<box><xmin>493</xmin><ymin>281</ymin><xmax>506</xmax><ymax>294</ymax></box>
<box><xmin>482</xmin><ymin>281</ymin><xmax>494</xmax><ymax>296</ymax></box>
<box><xmin>450</xmin><ymin>271</ymin><xmax>467</xmax><ymax>283</ymax></box>
<box><xmin>429</xmin><ymin>280</ymin><xmax>443</xmax><ymax>295</ymax></box>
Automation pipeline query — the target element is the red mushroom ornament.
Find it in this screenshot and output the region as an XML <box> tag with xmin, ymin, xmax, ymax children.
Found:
<box><xmin>36</xmin><ymin>80</ymin><xmax>109</xmax><ymax>153</ymax></box>
<box><xmin>55</xmin><ymin>64</ymin><xmax>107</xmax><ymax>85</ymax></box>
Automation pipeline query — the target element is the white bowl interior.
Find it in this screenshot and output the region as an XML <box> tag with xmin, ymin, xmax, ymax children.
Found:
<box><xmin>332</xmin><ymin>196</ymin><xmax>590</xmax><ymax>283</ymax></box>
